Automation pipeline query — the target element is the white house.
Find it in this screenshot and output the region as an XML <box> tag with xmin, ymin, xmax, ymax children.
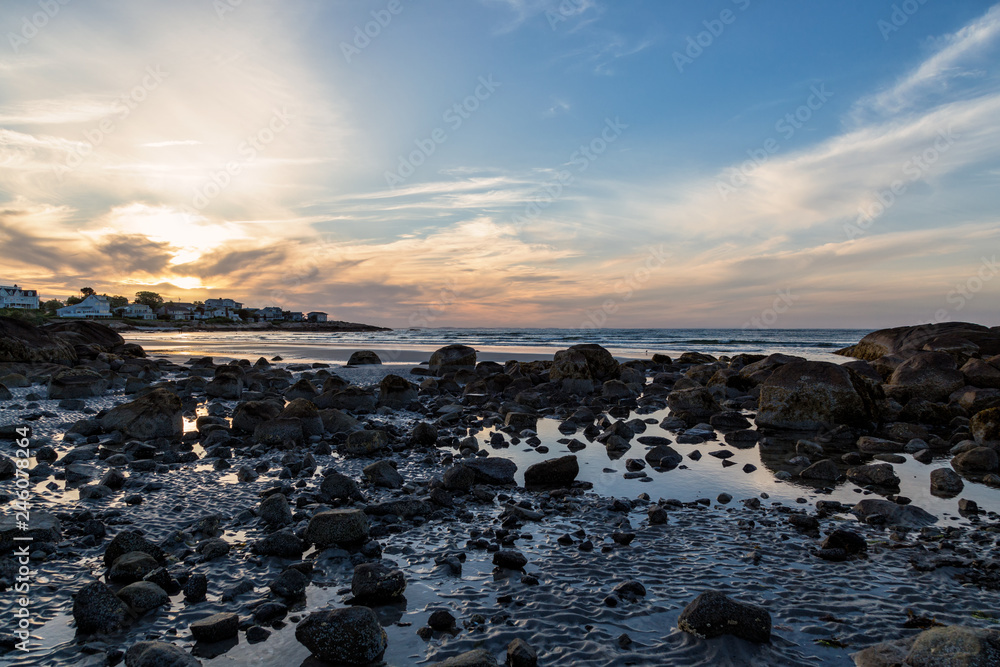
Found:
<box><xmin>205</xmin><ymin>298</ymin><xmax>243</xmax><ymax>310</ymax></box>
<box><xmin>0</xmin><ymin>284</ymin><xmax>39</xmax><ymax>310</ymax></box>
<box><xmin>57</xmin><ymin>294</ymin><xmax>111</xmax><ymax>318</ymax></box>
<box><xmin>157</xmin><ymin>303</ymin><xmax>195</xmax><ymax>320</ymax></box>
<box><xmin>308</xmin><ymin>311</ymin><xmax>328</xmax><ymax>322</ymax></box>
<box><xmin>258</xmin><ymin>306</ymin><xmax>284</xmax><ymax>321</ymax></box>
<box><xmin>287</xmin><ymin>311</ymin><xmax>304</xmax><ymax>322</ymax></box>
<box><xmin>115</xmin><ymin>304</ymin><xmax>156</xmax><ymax>320</ymax></box>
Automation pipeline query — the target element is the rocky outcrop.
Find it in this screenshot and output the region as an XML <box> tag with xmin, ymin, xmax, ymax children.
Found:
<box><xmin>0</xmin><ymin>317</ymin><xmax>76</xmax><ymax>364</ymax></box>
<box><xmin>429</xmin><ymin>344</ymin><xmax>477</xmax><ymax>375</ymax></box>
<box><xmin>852</xmin><ymin>625</ymin><xmax>1000</xmax><ymax>667</ymax></box>
<box><xmin>886</xmin><ymin>351</ymin><xmax>965</xmax><ymax>402</ymax></box>
<box><xmin>99</xmin><ymin>389</ymin><xmax>183</xmax><ymax>440</ymax></box>
<box><xmin>43</xmin><ymin>320</ymin><xmax>124</xmax><ymax>350</ymax></box>
<box><xmin>755</xmin><ymin>361</ymin><xmax>882</xmax><ymax>431</ymax></box>
<box><xmin>48</xmin><ymin>367</ymin><xmax>108</xmax><ymax>399</ymax></box>
<box><xmin>836</xmin><ymin>322</ymin><xmax>1000</xmax><ymax>362</ymax></box>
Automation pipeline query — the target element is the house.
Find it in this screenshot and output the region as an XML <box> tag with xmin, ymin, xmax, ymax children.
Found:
<box><xmin>307</xmin><ymin>311</ymin><xmax>328</xmax><ymax>323</ymax></box>
<box><xmin>157</xmin><ymin>303</ymin><xmax>195</xmax><ymax>320</ymax></box>
<box><xmin>57</xmin><ymin>294</ymin><xmax>111</xmax><ymax>318</ymax></box>
<box><xmin>205</xmin><ymin>298</ymin><xmax>243</xmax><ymax>310</ymax></box>
<box><xmin>258</xmin><ymin>306</ymin><xmax>284</xmax><ymax>321</ymax></box>
<box><xmin>115</xmin><ymin>304</ymin><xmax>156</xmax><ymax>320</ymax></box>
<box><xmin>287</xmin><ymin>311</ymin><xmax>304</xmax><ymax>322</ymax></box>
<box><xmin>193</xmin><ymin>306</ymin><xmax>242</xmax><ymax>321</ymax></box>
<box><xmin>0</xmin><ymin>284</ymin><xmax>39</xmax><ymax>310</ymax></box>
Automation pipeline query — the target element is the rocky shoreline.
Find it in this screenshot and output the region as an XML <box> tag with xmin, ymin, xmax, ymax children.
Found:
<box><xmin>1</xmin><ymin>318</ymin><xmax>1000</xmax><ymax>666</ymax></box>
<box><xmin>105</xmin><ymin>320</ymin><xmax>390</xmax><ymax>333</ymax></box>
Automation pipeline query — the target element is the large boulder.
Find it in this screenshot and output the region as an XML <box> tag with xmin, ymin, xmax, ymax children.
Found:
<box><xmin>756</xmin><ymin>361</ymin><xmax>882</xmax><ymax>431</ymax></box>
<box><xmin>351</xmin><ymin>561</ymin><xmax>406</xmax><ymax>601</ymax></box>
<box><xmin>206</xmin><ymin>367</ymin><xmax>243</xmax><ymax>400</ymax></box>
<box><xmin>887</xmin><ymin>351</ymin><xmax>965</xmax><ymax>402</ymax></box>
<box><xmin>846</xmin><ymin>463</ymin><xmax>899</xmax><ymax>487</ymax></box>
<box><xmin>48</xmin><ymin>367</ymin><xmax>109</xmax><ymax>399</ymax></box>
<box><xmin>0</xmin><ymin>316</ymin><xmax>76</xmax><ymax>364</ymax></box>
<box><xmin>971</xmin><ymin>407</ymin><xmax>1000</xmax><ymax>444</ymax></box>
<box><xmin>305</xmin><ymin>509</ymin><xmax>369</xmax><ymax>548</ymax></box>
<box><xmin>231</xmin><ymin>400</ymin><xmax>283</xmax><ymax>433</ymax></box>
<box><xmin>549</xmin><ymin>349</ymin><xmax>596</xmax><ymax>393</ymax></box>
<box><xmin>737</xmin><ymin>353</ymin><xmax>806</xmax><ymax>387</ymax></box>
<box><xmin>667</xmin><ymin>387</ymin><xmax>721</xmax><ymax>422</ymax></box>
<box><xmin>565</xmin><ymin>344</ymin><xmax>619</xmax><ymax>382</ymax></box>
<box><xmin>295</xmin><ymin>607</ymin><xmax>387</xmax><ymax>665</ymax></box>
<box><xmin>464</xmin><ymin>457</ymin><xmax>517</xmax><ymax>485</ymax></box>
<box><xmin>962</xmin><ymin>358</ymin><xmax>1000</xmax><ymax>389</ymax></box>
<box><xmin>836</xmin><ymin>322</ymin><xmax>1000</xmax><ymax>361</ymax></box>
<box><xmin>43</xmin><ymin>320</ymin><xmax>124</xmax><ymax>350</ymax></box>
<box><xmin>73</xmin><ymin>581</ymin><xmax>132</xmax><ymax>634</ymax></box>
<box><xmin>677</xmin><ymin>591</ymin><xmax>771</xmax><ymax>643</ymax></box>
<box><xmin>377</xmin><ymin>374</ymin><xmax>418</xmax><ymax>409</ymax></box>
<box><xmin>124</xmin><ymin>641</ymin><xmax>201</xmax><ymax>667</ymax></box>
<box><xmin>429</xmin><ymin>344</ymin><xmax>478</xmax><ymax>376</ymax></box>
<box><xmin>851</xmin><ymin>499</ymin><xmax>936</xmax><ymax>527</ymax></box>
<box><xmin>347</xmin><ymin>350</ymin><xmax>382</xmax><ymax>366</ymax></box>
<box><xmin>315</xmin><ymin>386</ymin><xmax>377</xmax><ymax>413</ymax></box>
<box><xmin>99</xmin><ymin>389</ymin><xmax>182</xmax><ymax>440</ymax></box>
<box><xmin>429</xmin><ymin>650</ymin><xmax>499</xmax><ymax>667</ymax></box>
<box><xmin>952</xmin><ymin>447</ymin><xmax>999</xmax><ymax>475</ymax></box>
<box><xmin>341</xmin><ymin>429</ymin><xmax>389</xmax><ymax>456</ymax></box>
<box><xmin>852</xmin><ymin>625</ymin><xmax>1000</xmax><ymax>667</ymax></box>
<box><xmin>523</xmin><ymin>455</ymin><xmax>579</xmax><ymax>487</ymax></box>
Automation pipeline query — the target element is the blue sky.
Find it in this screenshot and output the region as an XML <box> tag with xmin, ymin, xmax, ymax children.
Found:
<box><xmin>1</xmin><ymin>0</ymin><xmax>999</xmax><ymax>328</ymax></box>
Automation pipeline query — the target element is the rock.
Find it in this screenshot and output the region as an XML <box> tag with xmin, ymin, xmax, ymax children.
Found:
<box><xmin>47</xmin><ymin>368</ymin><xmax>108</xmax><ymax>399</ymax></box>
<box><xmin>295</xmin><ymin>607</ymin><xmax>387</xmax><ymax>665</ymax></box>
<box><xmin>835</xmin><ymin>322</ymin><xmax>1000</xmax><ymax>361</ymax></box>
<box><xmin>410</xmin><ymin>421</ymin><xmax>438</xmax><ymax>445</ymax></box>
<box><xmin>316</xmin><ymin>386</ymin><xmax>377</xmax><ymax>413</ymax></box>
<box><xmin>644</xmin><ymin>444</ymin><xmax>682</xmax><ymax>469</ymax></box>
<box><xmin>206</xmin><ymin>369</ymin><xmax>242</xmax><ymax>400</ymax></box>
<box><xmin>231</xmin><ymin>400</ymin><xmax>282</xmax><ymax>434</ymax></box>
<box><xmin>506</xmin><ymin>638</ymin><xmax>538</xmax><ymax>667</ymax></box>
<box><xmin>429</xmin><ymin>649</ymin><xmax>499</xmax><ymax>667</ymax></box>
<box><xmin>852</xmin><ymin>499</ymin><xmax>936</xmax><ymax>527</ymax></box>
<box><xmin>341</xmin><ymin>429</ymin><xmax>389</xmax><ymax>456</ymax></box>
<box><xmin>183</xmin><ymin>573</ymin><xmax>207</xmax><ymax>602</ymax></box>
<box><xmin>124</xmin><ymin>641</ymin><xmax>201</xmax><ymax>667</ymax></box>
<box><xmin>365</xmin><ymin>497</ymin><xmax>433</xmax><ymax>519</ymax></box>
<box><xmin>73</xmin><ymin>581</ymin><xmax>131</xmax><ymax>634</ymax></box>
<box><xmin>115</xmin><ymin>581</ymin><xmax>169</xmax><ymax>614</ymax></box>
<box><xmin>250</xmin><ymin>529</ymin><xmax>305</xmax><ymax>558</ymax></box>
<box><xmin>492</xmin><ymin>550</ymin><xmax>527</xmax><ymax>569</ymax></box>
<box><xmin>270</xmin><ymin>568</ymin><xmax>309</xmax><ymax>598</ymax></box>
<box><xmin>429</xmin><ymin>344</ymin><xmax>477</xmax><ymax>375</ymax></box>
<box><xmin>550</xmin><ymin>349</ymin><xmax>596</xmax><ymax>393</ymax></box>
<box><xmin>464</xmin><ymin>457</ymin><xmax>517</xmax><ymax>485</ymax></box>
<box><xmin>0</xmin><ymin>511</ymin><xmax>60</xmax><ymax>554</ymax></box>
<box><xmin>104</xmin><ymin>529</ymin><xmax>165</xmax><ymax>567</ymax></box>
<box><xmin>109</xmin><ymin>551</ymin><xmax>160</xmax><ymax>583</ymax></box>
<box><xmin>305</xmin><ymin>509</ymin><xmax>369</xmax><ymax>548</ymax></box>
<box><xmin>351</xmin><ymin>561</ymin><xmax>406</xmax><ymax>601</ymax></box>
<box><xmin>279</xmin><ymin>398</ymin><xmax>324</xmax><ymax>436</ymax></box>
<box><xmin>930</xmin><ymin>468</ymin><xmax>965</xmax><ymax>497</ymax></box>
<box><xmin>284</xmin><ymin>378</ymin><xmax>319</xmax><ymax>401</ymax></box>
<box><xmin>505</xmin><ymin>412</ymin><xmax>537</xmax><ymax>432</ymax></box>
<box><xmin>667</xmin><ymin>387</ymin><xmax>721</xmax><ymax>422</ymax></box>
<box><xmin>852</xmin><ymin>625</ymin><xmax>1000</xmax><ymax>667</ymax></box>
<box><xmin>442</xmin><ymin>465</ymin><xmax>475</xmax><ymax>492</ymax></box>
<box><xmin>253</xmin><ymin>418</ymin><xmax>304</xmax><ymax>446</ymax></box>
<box><xmin>320</xmin><ymin>470</ymin><xmax>364</xmax><ymax>502</ymax></box>
<box><xmin>756</xmin><ymin>361</ymin><xmax>882</xmax><ymax>430</ymax></box>
<box><xmin>846</xmin><ymin>463</ymin><xmax>899</xmax><ymax>487</ymax></box>
<box><xmin>857</xmin><ymin>436</ymin><xmax>904</xmax><ymax>454</ymax></box>
<box><xmin>190</xmin><ymin>612</ymin><xmax>239</xmax><ymax>642</ymax></box>
<box><xmin>523</xmin><ymin>455</ymin><xmax>578</xmax><ymax>487</ymax></box>
<box><xmin>196</xmin><ymin>538</ymin><xmax>230</xmax><ymax>560</ymax></box>
<box><xmin>363</xmin><ymin>460</ymin><xmax>403</xmax><ymax>489</ymax></box>
<box><xmin>319</xmin><ymin>408</ymin><xmax>362</xmax><ymax>435</ymax></box>
<box><xmin>377</xmin><ymin>374</ymin><xmax>417</xmax><ymax>408</ymax></box>
<box><xmin>799</xmin><ymin>459</ymin><xmax>839</xmax><ymax>481</ymax></box>
<box><xmin>259</xmin><ymin>493</ymin><xmax>293</xmax><ymax>525</ymax></box>
<box><xmin>347</xmin><ymin>350</ymin><xmax>382</xmax><ymax>366</ymax></box>
<box><xmin>952</xmin><ymin>447</ymin><xmax>999</xmax><ymax>474</ymax></box>
<box><xmin>0</xmin><ymin>316</ymin><xmax>77</xmax><ymax>363</ymax></box>
<box><xmin>962</xmin><ymin>357</ymin><xmax>1000</xmax><ymax>389</ymax></box>
<box><xmin>971</xmin><ymin>407</ymin><xmax>1000</xmax><ymax>444</ymax></box>
<box><xmin>99</xmin><ymin>389</ymin><xmax>183</xmax><ymax>440</ymax></box>
<box><xmin>820</xmin><ymin>529</ymin><xmax>867</xmax><ymax>555</ymax></box>
<box><xmin>888</xmin><ymin>351</ymin><xmax>966</xmax><ymax>401</ymax></box>
<box><xmin>677</xmin><ymin>591</ymin><xmax>771</xmax><ymax>643</ymax></box>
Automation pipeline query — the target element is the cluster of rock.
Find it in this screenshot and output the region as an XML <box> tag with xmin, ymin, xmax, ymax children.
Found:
<box><xmin>3</xmin><ymin>319</ymin><xmax>1000</xmax><ymax>665</ymax></box>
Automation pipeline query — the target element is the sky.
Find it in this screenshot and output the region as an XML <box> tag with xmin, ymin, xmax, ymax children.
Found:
<box><xmin>1</xmin><ymin>0</ymin><xmax>999</xmax><ymax>329</ymax></box>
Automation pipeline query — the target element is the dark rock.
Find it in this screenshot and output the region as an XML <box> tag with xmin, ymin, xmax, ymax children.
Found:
<box><xmin>677</xmin><ymin>591</ymin><xmax>771</xmax><ymax>643</ymax></box>
<box><xmin>930</xmin><ymin>468</ymin><xmax>965</xmax><ymax>497</ymax></box>
<box><xmin>73</xmin><ymin>581</ymin><xmax>131</xmax><ymax>634</ymax></box>
<box><xmin>116</xmin><ymin>581</ymin><xmax>169</xmax><ymax>615</ymax></box>
<box><xmin>99</xmin><ymin>389</ymin><xmax>182</xmax><ymax>440</ymax></box>
<box><xmin>295</xmin><ymin>607</ymin><xmax>388</xmax><ymax>664</ymax></box>
<box><xmin>48</xmin><ymin>368</ymin><xmax>108</xmax><ymax>399</ymax></box>
<box><xmin>464</xmin><ymin>457</ymin><xmax>517</xmax><ymax>485</ymax></box>
<box><xmin>523</xmin><ymin>455</ymin><xmax>578</xmax><ymax>487</ymax></box>
<box><xmin>124</xmin><ymin>641</ymin><xmax>201</xmax><ymax>667</ymax></box>
<box><xmin>347</xmin><ymin>350</ymin><xmax>382</xmax><ymax>366</ymax></box>
<box><xmin>190</xmin><ymin>612</ymin><xmax>239</xmax><ymax>642</ymax></box>
<box><xmin>351</xmin><ymin>561</ymin><xmax>406</xmax><ymax>601</ymax></box>
<box><xmin>429</xmin><ymin>344</ymin><xmax>477</xmax><ymax>375</ymax></box>
<box><xmin>305</xmin><ymin>509</ymin><xmax>369</xmax><ymax>547</ymax></box>
<box><xmin>852</xmin><ymin>625</ymin><xmax>1000</xmax><ymax>667</ymax></box>
<box><xmin>756</xmin><ymin>361</ymin><xmax>882</xmax><ymax>430</ymax></box>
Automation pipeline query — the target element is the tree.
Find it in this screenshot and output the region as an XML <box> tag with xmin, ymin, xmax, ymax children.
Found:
<box><xmin>107</xmin><ymin>295</ymin><xmax>128</xmax><ymax>308</ymax></box>
<box><xmin>80</xmin><ymin>287</ymin><xmax>95</xmax><ymax>296</ymax></box>
<box><xmin>41</xmin><ymin>299</ymin><xmax>64</xmax><ymax>315</ymax></box>
<box><xmin>66</xmin><ymin>296</ymin><xmax>83</xmax><ymax>305</ymax></box>
<box><xmin>134</xmin><ymin>291</ymin><xmax>164</xmax><ymax>310</ymax></box>
<box><xmin>192</xmin><ymin>300</ymin><xmax>204</xmax><ymax>307</ymax></box>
